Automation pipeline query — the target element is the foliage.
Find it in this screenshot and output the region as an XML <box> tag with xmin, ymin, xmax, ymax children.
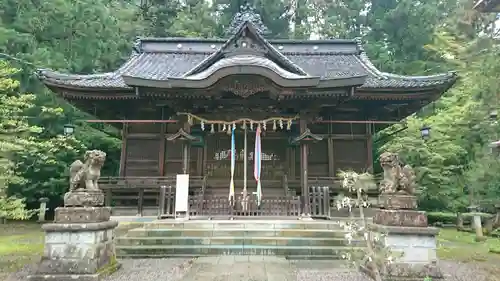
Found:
<box><xmin>0</xmin><ymin>196</ymin><xmax>34</xmax><ymax>220</ymax></box>
<box><xmin>0</xmin><ymin>60</ymin><xmax>85</xmax><ymax>212</ymax></box>
<box><xmin>0</xmin><ymin>0</ymin><xmax>498</xmax><ymax>214</ymax></box>
<box><xmin>427</xmin><ymin>211</ymin><xmax>494</xmax><ymax>226</ymax></box>
<box><xmin>337</xmin><ymin>170</ymin><xmax>396</xmax><ymax>281</ymax></box>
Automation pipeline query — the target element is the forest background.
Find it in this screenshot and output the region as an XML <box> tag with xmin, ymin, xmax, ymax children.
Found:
<box><xmin>0</xmin><ymin>0</ymin><xmax>499</xmax><ymax>217</ymax></box>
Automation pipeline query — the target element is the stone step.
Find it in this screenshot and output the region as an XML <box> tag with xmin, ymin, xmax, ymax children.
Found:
<box><xmin>287</xmin><ymin>255</ymin><xmax>355</xmax><ymax>261</ymax></box>
<box><xmin>116</xmin><ymin>236</ymin><xmax>363</xmax><ymax>247</ymax></box>
<box><xmin>126</xmin><ymin>228</ymin><xmax>349</xmax><ymax>238</ymax></box>
<box><xmin>115</xmin><ymin>244</ymin><xmax>362</xmax><ymax>258</ymax></box>
<box><xmin>141</xmin><ymin>220</ymin><xmax>353</xmax><ymax>230</ymax></box>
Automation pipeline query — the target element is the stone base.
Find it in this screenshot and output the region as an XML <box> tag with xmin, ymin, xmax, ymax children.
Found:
<box><xmin>55</xmin><ymin>207</ymin><xmax>111</xmax><ymax>223</ymax></box>
<box><xmin>367</xmin><ymin>224</ymin><xmax>441</xmax><ymax>281</ymax></box>
<box><xmin>64</xmin><ymin>190</ymin><xmax>105</xmax><ymax>207</ymax></box>
<box><xmin>384</xmin><ymin>262</ymin><xmax>443</xmax><ymax>280</ymax></box>
<box><xmin>28</xmin><ymin>262</ymin><xmax>121</xmax><ymax>281</ymax></box>
<box><xmin>373</xmin><ymin>209</ymin><xmax>428</xmax><ymax>227</ymax></box>
<box><xmin>378</xmin><ymin>194</ymin><xmax>418</xmax><ymax>210</ymax></box>
<box><xmin>361</xmin><ymin>262</ymin><xmax>443</xmax><ymax>281</ymax></box>
<box><xmin>28</xmin><ymin>220</ymin><xmax>119</xmax><ymax>281</ymax></box>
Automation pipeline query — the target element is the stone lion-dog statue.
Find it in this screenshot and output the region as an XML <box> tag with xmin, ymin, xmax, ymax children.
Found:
<box><xmin>378</xmin><ymin>151</ymin><xmax>416</xmax><ymax>195</ymax></box>
<box><xmin>69</xmin><ymin>150</ymin><xmax>106</xmax><ymax>191</ymax></box>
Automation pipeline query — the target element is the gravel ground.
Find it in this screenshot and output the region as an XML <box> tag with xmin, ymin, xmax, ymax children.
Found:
<box><xmin>104</xmin><ymin>259</ymin><xmax>194</xmax><ymax>281</ymax></box>
<box><xmin>3</xmin><ymin>258</ymin><xmax>496</xmax><ymax>281</ymax></box>
<box><xmin>295</xmin><ymin>260</ymin><xmax>494</xmax><ymax>281</ymax></box>
<box><xmin>2</xmin><ymin>259</ymin><xmax>194</xmax><ymax>281</ymax></box>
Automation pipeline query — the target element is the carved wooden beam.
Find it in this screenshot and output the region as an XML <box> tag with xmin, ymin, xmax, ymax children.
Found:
<box><xmin>166</xmin><ymin>128</ymin><xmax>201</xmax><ymax>142</ymax></box>
<box><xmin>290</xmin><ymin>128</ymin><xmax>323</xmax><ymax>144</ymax></box>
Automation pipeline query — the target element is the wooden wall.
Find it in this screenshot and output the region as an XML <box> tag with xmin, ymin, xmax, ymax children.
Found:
<box><xmin>124</xmin><ymin>123</ymin><xmax>162</xmax><ymax>176</ymax></box>
<box><xmin>120</xmin><ymin>122</ymin><xmax>372</xmax><ymax>178</ymax></box>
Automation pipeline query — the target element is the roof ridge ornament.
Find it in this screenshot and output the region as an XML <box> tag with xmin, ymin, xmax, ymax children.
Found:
<box><xmin>225</xmin><ymin>3</ymin><xmax>270</xmax><ymax>37</ymax></box>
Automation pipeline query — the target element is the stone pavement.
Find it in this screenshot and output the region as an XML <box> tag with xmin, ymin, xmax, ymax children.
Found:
<box><xmin>178</xmin><ymin>256</ymin><xmax>295</xmax><ymax>281</ymax></box>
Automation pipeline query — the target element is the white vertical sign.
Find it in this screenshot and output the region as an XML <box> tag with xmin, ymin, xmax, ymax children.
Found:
<box><xmin>175</xmin><ymin>174</ymin><xmax>189</xmax><ymax>216</ymax></box>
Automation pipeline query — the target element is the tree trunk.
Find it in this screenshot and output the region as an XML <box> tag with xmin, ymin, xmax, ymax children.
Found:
<box><xmin>456</xmin><ymin>213</ymin><xmax>464</xmax><ymax>230</ymax></box>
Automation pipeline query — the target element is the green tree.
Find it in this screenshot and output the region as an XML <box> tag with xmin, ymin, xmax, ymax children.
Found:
<box><xmin>0</xmin><ymin>60</ymin><xmax>84</xmax><ymax>217</ymax></box>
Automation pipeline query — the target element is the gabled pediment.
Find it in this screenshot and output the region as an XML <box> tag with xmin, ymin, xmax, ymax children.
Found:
<box><xmin>184</xmin><ymin>21</ymin><xmax>308</xmax><ymax>78</ymax></box>
<box><xmin>290</xmin><ymin>129</ymin><xmax>324</xmax><ymax>144</ymax></box>
<box><xmin>166</xmin><ymin>129</ymin><xmax>201</xmax><ymax>142</ymax></box>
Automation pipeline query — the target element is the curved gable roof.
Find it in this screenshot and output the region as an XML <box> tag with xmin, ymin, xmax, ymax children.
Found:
<box><xmin>37</xmin><ymin>36</ymin><xmax>456</xmax><ymax>93</ymax></box>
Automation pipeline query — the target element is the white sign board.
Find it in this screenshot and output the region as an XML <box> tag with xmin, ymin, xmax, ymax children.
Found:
<box><xmin>175</xmin><ymin>174</ymin><xmax>189</xmax><ymax>215</ymax></box>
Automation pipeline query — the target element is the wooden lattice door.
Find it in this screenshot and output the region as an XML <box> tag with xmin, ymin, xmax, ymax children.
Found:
<box><xmin>204</xmin><ymin>131</ymin><xmax>288</xmax><ymax>184</ymax></box>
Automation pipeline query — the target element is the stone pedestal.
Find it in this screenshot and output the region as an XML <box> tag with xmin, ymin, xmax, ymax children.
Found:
<box><xmin>63</xmin><ymin>190</ymin><xmax>105</xmax><ymax>207</ymax></box>
<box><xmin>29</xmin><ymin>191</ymin><xmax>120</xmax><ymax>281</ymax></box>
<box><xmin>369</xmin><ymin>194</ymin><xmax>442</xmax><ymax>281</ymax></box>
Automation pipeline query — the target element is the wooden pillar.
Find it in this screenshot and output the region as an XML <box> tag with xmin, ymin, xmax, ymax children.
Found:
<box><xmin>285</xmin><ymin>147</ymin><xmax>291</xmax><ymax>177</ymax></box>
<box><xmin>182</xmin><ymin>142</ymin><xmax>189</xmax><ymax>174</ymax></box>
<box><xmin>196</xmin><ymin>148</ymin><xmax>203</xmax><ymax>176</ymax></box>
<box><xmin>159</xmin><ymin>123</ymin><xmax>167</xmax><ymax>176</ymax></box>
<box><xmin>202</xmin><ymin>141</ymin><xmax>208</xmax><ymax>176</ymax></box>
<box><xmin>366</xmin><ymin>124</ymin><xmax>373</xmax><ymax>173</ymax></box>
<box><xmin>327</xmin><ymin>137</ymin><xmax>335</xmax><ymax>177</ymax></box>
<box><xmin>118</xmin><ymin>123</ymin><xmax>128</xmax><ymax>177</ymax></box>
<box><xmin>299</xmin><ymin>118</ymin><xmax>311</xmax><ymax>216</ymax></box>
<box><xmin>182</xmin><ymin>121</ymin><xmax>191</xmax><ymax>174</ymax></box>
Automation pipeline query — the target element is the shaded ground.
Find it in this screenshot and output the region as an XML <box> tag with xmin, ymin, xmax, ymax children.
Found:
<box><xmin>437</xmin><ymin>228</ymin><xmax>500</xmax><ymax>262</ymax></box>
<box><xmin>0</xmin><ymin>222</ymin><xmax>43</xmax><ymax>281</ymax></box>
<box><xmin>436</xmin><ymin>228</ymin><xmax>500</xmax><ymax>281</ymax></box>
<box><xmin>2</xmin><ymin>222</ymin><xmax>500</xmax><ymax>281</ymax></box>
<box><xmin>0</xmin><ymin>221</ymin><xmax>143</xmax><ymax>281</ymax></box>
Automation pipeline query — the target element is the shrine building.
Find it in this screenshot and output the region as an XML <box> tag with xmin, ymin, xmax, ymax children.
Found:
<box><xmin>37</xmin><ymin>5</ymin><xmax>457</xmax><ymax>217</ymax></box>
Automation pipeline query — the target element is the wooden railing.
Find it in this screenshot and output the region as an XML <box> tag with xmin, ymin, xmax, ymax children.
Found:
<box><xmin>156</xmin><ymin>193</ymin><xmax>302</xmax><ymax>219</ymax></box>
<box><xmin>309</xmin><ymin>186</ymin><xmax>331</xmax><ymax>219</ymax></box>
<box><xmin>99</xmin><ymin>176</ymin><xmax>204</xmax><ymax>215</ymax></box>
<box><xmin>98</xmin><ymin>175</ymin><xmax>379</xmax><ymax>217</ymax></box>
<box><xmin>306</xmin><ymin>176</ymin><xmax>380</xmax><ymax>194</ymax></box>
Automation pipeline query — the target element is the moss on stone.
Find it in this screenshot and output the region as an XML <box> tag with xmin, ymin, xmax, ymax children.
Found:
<box><xmin>96</xmin><ymin>255</ymin><xmax>121</xmax><ymax>277</ymax></box>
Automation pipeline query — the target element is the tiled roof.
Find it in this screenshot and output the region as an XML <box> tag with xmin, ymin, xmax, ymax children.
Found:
<box><xmin>37</xmin><ymin>39</ymin><xmax>457</xmax><ymax>91</ymax></box>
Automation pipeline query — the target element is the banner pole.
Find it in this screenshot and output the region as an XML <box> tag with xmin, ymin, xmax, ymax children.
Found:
<box><xmin>243</xmin><ymin>126</ymin><xmax>248</xmax><ymax>195</ymax></box>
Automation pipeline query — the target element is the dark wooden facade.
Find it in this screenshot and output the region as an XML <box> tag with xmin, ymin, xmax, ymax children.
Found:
<box><xmin>122</xmin><ymin>122</ymin><xmax>370</xmax><ymax>179</ymax></box>
<box><xmin>37</xmin><ymin>5</ymin><xmax>457</xmax><ymax>216</ymax></box>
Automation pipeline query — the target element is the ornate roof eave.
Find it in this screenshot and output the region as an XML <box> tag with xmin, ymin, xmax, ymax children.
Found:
<box><xmin>57</xmin><ymin>91</ymin><xmax>138</xmax><ymax>100</ymax></box>
<box><xmin>166</xmin><ymin>129</ymin><xmax>201</xmax><ymax>142</ymax></box>
<box><xmin>354</xmin><ymin>73</ymin><xmax>457</xmax><ymax>101</ymax></box>
<box><xmin>122</xmin><ymin>60</ymin><xmax>367</xmax><ymax>90</ymax></box>
<box><xmin>122</xmin><ymin>74</ymin><xmax>366</xmax><ymax>90</ymax></box>
<box><xmin>184</xmin><ymin>22</ymin><xmax>308</xmax><ymax>78</ymax></box>
<box><xmin>355</xmin><ymin>51</ymin><xmax>458</xmax><ymax>85</ymax></box>
<box><xmin>36</xmin><ymin>69</ymin><xmax>132</xmax><ymax>92</ymax></box>
<box><xmin>290</xmin><ymin>129</ymin><xmax>323</xmax><ymax>144</ymax></box>
<box><xmin>41</xmin><ymin>80</ymin><xmax>132</xmax><ymax>92</ymax></box>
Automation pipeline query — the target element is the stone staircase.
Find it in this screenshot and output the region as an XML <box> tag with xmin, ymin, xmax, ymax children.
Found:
<box><xmin>115</xmin><ymin>219</ymin><xmax>364</xmax><ymax>259</ymax></box>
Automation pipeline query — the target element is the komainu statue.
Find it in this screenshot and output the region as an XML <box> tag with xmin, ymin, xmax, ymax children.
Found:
<box><xmin>69</xmin><ymin>150</ymin><xmax>106</xmax><ymax>191</ymax></box>
<box><xmin>378</xmin><ymin>152</ymin><xmax>416</xmax><ymax>195</ymax></box>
